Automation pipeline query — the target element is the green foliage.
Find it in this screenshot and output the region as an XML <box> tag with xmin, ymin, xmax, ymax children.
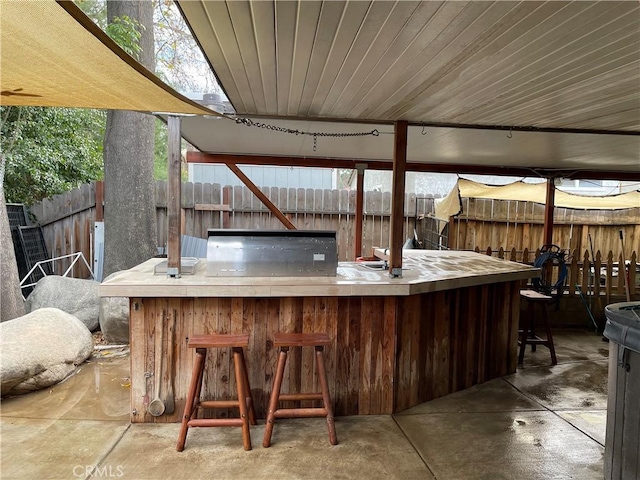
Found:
<box><xmin>154</xmin><ymin>118</ymin><xmax>168</xmax><ymax>180</ymax></box>
<box><xmin>76</xmin><ymin>0</ymin><xmax>106</xmax><ymax>28</ymax></box>
<box><xmin>153</xmin><ymin>119</ymin><xmax>188</xmax><ymax>182</ymax></box>
<box><xmin>78</xmin><ymin>2</ymin><xmax>144</xmax><ymax>60</ymax></box>
<box><xmin>0</xmin><ymin>107</ymin><xmax>105</xmax><ymax>204</ymax></box>
<box><xmin>106</xmin><ymin>15</ymin><xmax>144</xmax><ymax>59</ymax></box>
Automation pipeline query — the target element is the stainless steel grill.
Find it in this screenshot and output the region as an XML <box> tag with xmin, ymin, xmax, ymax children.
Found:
<box><xmin>206</xmin><ymin>229</ymin><xmax>337</xmax><ymax>277</ymax></box>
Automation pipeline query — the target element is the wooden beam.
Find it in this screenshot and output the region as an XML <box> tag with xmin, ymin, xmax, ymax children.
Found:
<box><xmin>194</xmin><ymin>204</ymin><xmax>231</xmax><ymax>212</ymax></box>
<box><xmin>188</xmin><ymin>151</ymin><xmax>365</xmax><ymax>170</ymax></box>
<box><xmin>167</xmin><ymin>115</ymin><xmax>182</xmax><ymax>277</ymax></box>
<box><xmin>225</xmin><ymin>163</ymin><xmax>296</xmax><ymax>230</ymax></box>
<box><xmin>543</xmin><ymin>178</ymin><xmax>556</xmax><ymax>247</ymax></box>
<box><xmin>222</xmin><ymin>186</ymin><xmax>231</xmax><ymax>228</ymax></box>
<box><xmin>186</xmin><ymin>152</ymin><xmax>640</xmax><ymax>181</ymax></box>
<box><xmin>94</xmin><ymin>180</ymin><xmax>104</xmax><ymax>222</ymax></box>
<box><xmin>354</xmin><ymin>164</ymin><xmax>366</xmax><ymax>258</ymax></box>
<box><xmin>390</xmin><ymin>121</ymin><xmax>408</xmax><ymax>277</ymax></box>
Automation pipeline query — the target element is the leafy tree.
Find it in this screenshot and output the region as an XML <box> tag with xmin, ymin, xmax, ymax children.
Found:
<box><xmin>106</xmin><ymin>15</ymin><xmax>143</xmax><ymax>58</ymax></box>
<box><xmin>0</xmin><ymin>104</ymin><xmax>104</xmax><ymax>321</ymax></box>
<box><xmin>154</xmin><ymin>0</ymin><xmax>221</xmax><ymax>94</ymax></box>
<box><xmin>0</xmin><ymin>107</ymin><xmax>104</xmax><ymax>204</ymax></box>
<box><xmin>154</xmin><ymin>119</ymin><xmax>169</xmax><ymax>181</ymax></box>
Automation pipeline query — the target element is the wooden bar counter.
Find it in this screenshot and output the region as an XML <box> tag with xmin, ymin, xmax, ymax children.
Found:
<box><xmin>99</xmin><ymin>250</ymin><xmax>538</xmax><ymax>423</ymax></box>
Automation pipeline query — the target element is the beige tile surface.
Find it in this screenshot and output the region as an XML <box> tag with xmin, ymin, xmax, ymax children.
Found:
<box><xmin>100</xmin><ymin>251</ymin><xmax>537</xmax><ymax>298</ymax></box>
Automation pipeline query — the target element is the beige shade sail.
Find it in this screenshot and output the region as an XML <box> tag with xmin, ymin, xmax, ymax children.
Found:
<box><xmin>435</xmin><ymin>178</ymin><xmax>640</xmax><ymax>224</ymax></box>
<box><xmin>0</xmin><ymin>0</ymin><xmax>217</xmax><ymax>116</ymax></box>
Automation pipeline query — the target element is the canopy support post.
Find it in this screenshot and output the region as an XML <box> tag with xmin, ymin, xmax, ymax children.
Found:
<box><xmin>543</xmin><ymin>178</ymin><xmax>556</xmax><ymax>247</ymax></box>
<box><xmin>389</xmin><ymin>121</ymin><xmax>408</xmax><ymax>278</ymax></box>
<box><xmin>167</xmin><ymin>115</ymin><xmax>182</xmax><ymax>278</ymax></box>
<box><xmin>355</xmin><ymin>163</ymin><xmax>367</xmax><ymax>259</ymax></box>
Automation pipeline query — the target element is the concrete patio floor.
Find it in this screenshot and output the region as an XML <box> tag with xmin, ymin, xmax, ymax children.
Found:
<box><xmin>1</xmin><ymin>329</ymin><xmax>608</xmax><ymax>480</ymax></box>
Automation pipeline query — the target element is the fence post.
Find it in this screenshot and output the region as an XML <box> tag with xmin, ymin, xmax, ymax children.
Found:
<box><xmin>568</xmin><ymin>250</ymin><xmax>578</xmax><ymax>296</ymax></box>
<box><xmin>95</xmin><ymin>180</ymin><xmax>104</xmax><ymax>222</ymax></box>
<box><xmin>630</xmin><ymin>251</ymin><xmax>637</xmax><ymax>301</ymax></box>
<box><xmin>606</xmin><ymin>251</ymin><xmax>614</xmax><ymax>304</ymax></box>
<box><xmin>617</xmin><ymin>253</ymin><xmax>626</xmax><ymax>295</ymax></box>
<box><xmin>581</xmin><ymin>250</ymin><xmax>590</xmax><ymax>298</ymax></box>
<box><xmin>594</xmin><ymin>250</ymin><xmax>602</xmax><ymax>301</ymax></box>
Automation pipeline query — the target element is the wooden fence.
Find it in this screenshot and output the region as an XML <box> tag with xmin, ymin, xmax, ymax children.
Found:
<box><xmin>28</xmin><ymin>183</ymin><xmax>96</xmax><ymax>279</ymax></box>
<box><xmin>475</xmin><ymin>246</ymin><xmax>637</xmax><ymax>303</ymax></box>
<box><xmin>154</xmin><ymin>180</ymin><xmax>434</xmax><ymax>261</ymax></box>
<box><xmin>28</xmin><ymin>181</ymin><xmax>436</xmax><ymax>274</ymax></box>
<box><xmin>27</xmin><ymin>181</ymin><xmax>638</xmax><ymax>301</ymax></box>
<box><xmin>447</xmin><ymin>197</ymin><xmax>640</xmax><ymax>261</ymax></box>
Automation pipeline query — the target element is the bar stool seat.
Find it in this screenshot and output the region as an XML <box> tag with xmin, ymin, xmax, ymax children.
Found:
<box><xmin>176</xmin><ymin>334</ymin><xmax>257</xmax><ymax>452</ymax></box>
<box><xmin>263</xmin><ymin>332</ymin><xmax>338</xmax><ymax>447</ymax></box>
<box><xmin>518</xmin><ymin>290</ymin><xmax>558</xmax><ymax>365</ymax></box>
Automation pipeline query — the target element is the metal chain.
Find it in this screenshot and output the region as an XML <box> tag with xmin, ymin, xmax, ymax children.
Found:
<box><xmin>233</xmin><ymin>117</ymin><xmax>379</xmax><ymax>148</ymax></box>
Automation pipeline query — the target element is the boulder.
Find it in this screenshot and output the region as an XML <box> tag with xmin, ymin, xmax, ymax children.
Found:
<box><xmin>26</xmin><ymin>276</ymin><xmax>100</xmax><ymax>331</ymax></box>
<box><xmin>99</xmin><ymin>272</ymin><xmax>129</xmax><ymax>344</ymax></box>
<box><xmin>0</xmin><ymin>308</ymin><xmax>93</xmax><ymax>396</ymax></box>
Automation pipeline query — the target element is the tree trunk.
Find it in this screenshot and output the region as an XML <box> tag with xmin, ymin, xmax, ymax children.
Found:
<box><xmin>0</xmin><ymin>187</ymin><xmax>25</xmax><ymax>322</ymax></box>
<box><xmin>103</xmin><ymin>1</ymin><xmax>157</xmax><ymax>278</ymax></box>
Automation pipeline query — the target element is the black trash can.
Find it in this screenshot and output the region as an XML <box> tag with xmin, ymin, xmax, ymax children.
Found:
<box><xmin>603</xmin><ymin>301</ymin><xmax>640</xmax><ymax>480</ymax></box>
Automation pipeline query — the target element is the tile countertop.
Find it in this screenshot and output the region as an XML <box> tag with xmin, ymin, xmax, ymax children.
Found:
<box><xmin>98</xmin><ymin>250</ymin><xmax>538</xmax><ymax>298</ymax></box>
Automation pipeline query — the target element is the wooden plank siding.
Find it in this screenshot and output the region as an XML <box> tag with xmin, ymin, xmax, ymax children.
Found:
<box><xmin>129</xmin><ymin>279</ymin><xmax>521</xmax><ymax>423</ymax></box>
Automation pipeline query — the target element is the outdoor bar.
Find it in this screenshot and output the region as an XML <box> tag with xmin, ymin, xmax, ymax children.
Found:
<box><xmin>100</xmin><ymin>247</ymin><xmax>538</xmax><ymax>423</ymax></box>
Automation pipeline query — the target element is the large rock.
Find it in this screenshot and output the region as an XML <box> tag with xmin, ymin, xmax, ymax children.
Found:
<box><xmin>0</xmin><ymin>308</ymin><xmax>93</xmax><ymax>396</ymax></box>
<box><xmin>26</xmin><ymin>276</ymin><xmax>100</xmax><ymax>331</ymax></box>
<box><xmin>99</xmin><ymin>272</ymin><xmax>130</xmax><ymax>344</ymax></box>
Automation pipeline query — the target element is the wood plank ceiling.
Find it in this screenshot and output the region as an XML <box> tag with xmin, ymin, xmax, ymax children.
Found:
<box><xmin>177</xmin><ymin>0</ymin><xmax>640</xmax><ymax>176</ymax></box>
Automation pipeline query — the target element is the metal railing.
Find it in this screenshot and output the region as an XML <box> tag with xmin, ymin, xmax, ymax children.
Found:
<box><xmin>20</xmin><ymin>252</ymin><xmax>94</xmax><ymax>300</ymax></box>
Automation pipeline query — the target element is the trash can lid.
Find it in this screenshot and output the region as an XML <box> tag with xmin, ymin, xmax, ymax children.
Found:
<box><xmin>604</xmin><ymin>302</ymin><xmax>640</xmax><ymax>354</ymax></box>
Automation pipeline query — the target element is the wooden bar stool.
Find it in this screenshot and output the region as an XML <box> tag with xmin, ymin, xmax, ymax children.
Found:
<box><xmin>263</xmin><ymin>332</ymin><xmax>338</xmax><ymax>447</ymax></box>
<box><xmin>176</xmin><ymin>334</ymin><xmax>257</xmax><ymax>452</ymax></box>
<box><xmin>518</xmin><ymin>290</ymin><xmax>558</xmax><ymax>365</ymax></box>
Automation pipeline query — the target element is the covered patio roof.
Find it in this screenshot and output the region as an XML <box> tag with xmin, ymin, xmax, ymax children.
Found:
<box><xmin>177</xmin><ymin>0</ymin><xmax>640</xmax><ymax>178</ymax></box>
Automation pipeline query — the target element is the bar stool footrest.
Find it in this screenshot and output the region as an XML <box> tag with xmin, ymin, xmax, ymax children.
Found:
<box><xmin>274</xmin><ymin>408</ymin><xmax>328</xmax><ymax>418</ymax></box>
<box><xmin>188</xmin><ymin>418</ymin><xmax>244</xmax><ymax>428</ymax></box>
<box><xmin>520</xmin><ymin>337</ymin><xmax>551</xmax><ymax>345</ymax></box>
